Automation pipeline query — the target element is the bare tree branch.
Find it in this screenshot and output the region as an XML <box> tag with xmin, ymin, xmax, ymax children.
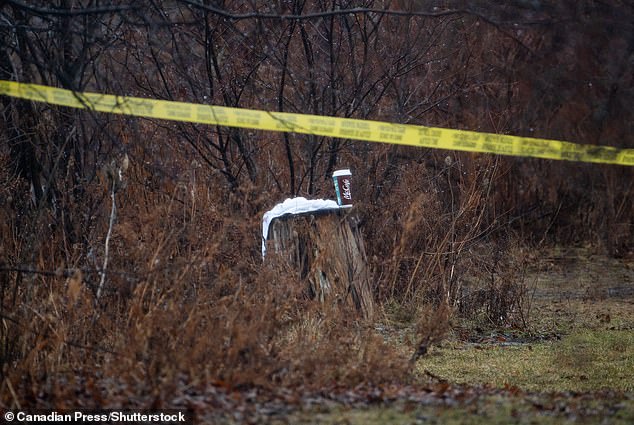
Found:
<box><xmin>5</xmin><ymin>0</ymin><xmax>140</xmax><ymax>17</ymax></box>
<box><xmin>180</xmin><ymin>1</ymin><xmax>560</xmax><ymax>26</ymax></box>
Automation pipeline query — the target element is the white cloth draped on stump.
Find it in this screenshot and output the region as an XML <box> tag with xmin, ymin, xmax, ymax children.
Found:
<box><xmin>261</xmin><ymin>197</ymin><xmax>340</xmax><ymax>257</ymax></box>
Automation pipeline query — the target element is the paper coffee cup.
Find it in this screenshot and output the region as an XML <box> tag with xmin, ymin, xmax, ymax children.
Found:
<box><xmin>332</xmin><ymin>169</ymin><xmax>353</xmax><ymax>207</ymax></box>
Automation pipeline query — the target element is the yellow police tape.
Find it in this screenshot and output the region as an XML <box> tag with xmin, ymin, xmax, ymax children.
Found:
<box><xmin>1</xmin><ymin>80</ymin><xmax>633</xmax><ymax>166</ymax></box>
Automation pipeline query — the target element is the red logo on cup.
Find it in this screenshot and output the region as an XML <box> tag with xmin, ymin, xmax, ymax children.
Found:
<box><xmin>332</xmin><ymin>169</ymin><xmax>353</xmax><ymax>207</ymax></box>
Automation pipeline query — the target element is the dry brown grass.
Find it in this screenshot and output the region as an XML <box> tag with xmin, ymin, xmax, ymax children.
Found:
<box><xmin>1</xmin><ymin>1</ymin><xmax>632</xmax><ymax>414</ymax></box>
<box><xmin>0</xmin><ymin>155</ymin><xmax>415</xmax><ymax>410</ymax></box>
<box><xmin>0</xmin><ymin>130</ymin><xmax>619</xmax><ymax>413</ymax></box>
<box><xmin>0</xmin><ymin>141</ymin><xmax>533</xmax><ymax>414</ymax></box>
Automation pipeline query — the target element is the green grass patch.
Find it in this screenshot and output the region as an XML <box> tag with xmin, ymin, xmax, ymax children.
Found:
<box><xmin>418</xmin><ymin>330</ymin><xmax>634</xmax><ymax>392</ymax></box>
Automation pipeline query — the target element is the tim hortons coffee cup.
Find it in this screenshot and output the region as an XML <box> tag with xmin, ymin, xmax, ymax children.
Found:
<box><xmin>332</xmin><ymin>169</ymin><xmax>353</xmax><ymax>207</ymax></box>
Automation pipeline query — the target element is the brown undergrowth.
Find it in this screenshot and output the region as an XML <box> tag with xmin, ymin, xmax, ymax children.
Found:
<box><xmin>0</xmin><ymin>134</ymin><xmax>626</xmax><ymax>414</ymax></box>
<box><xmin>0</xmin><ymin>156</ymin><xmax>414</xmax><ymax>410</ymax></box>
<box><xmin>0</xmin><ymin>149</ymin><xmax>531</xmax><ymax>416</ymax></box>
<box><xmin>2</xmin><ymin>130</ymin><xmax>618</xmax><ymax>407</ymax></box>
<box><xmin>1</xmin><ymin>1</ymin><xmax>632</xmax><ymax>414</ymax></box>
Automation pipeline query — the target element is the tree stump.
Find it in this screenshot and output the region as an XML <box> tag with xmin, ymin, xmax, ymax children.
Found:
<box><xmin>265</xmin><ymin>209</ymin><xmax>374</xmax><ymax>319</ymax></box>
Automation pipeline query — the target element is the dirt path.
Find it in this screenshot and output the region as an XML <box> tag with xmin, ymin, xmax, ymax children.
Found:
<box><xmin>524</xmin><ymin>247</ymin><xmax>634</xmax><ymax>337</ymax></box>
<box><xmin>529</xmin><ymin>247</ymin><xmax>634</xmax><ymax>302</ymax></box>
